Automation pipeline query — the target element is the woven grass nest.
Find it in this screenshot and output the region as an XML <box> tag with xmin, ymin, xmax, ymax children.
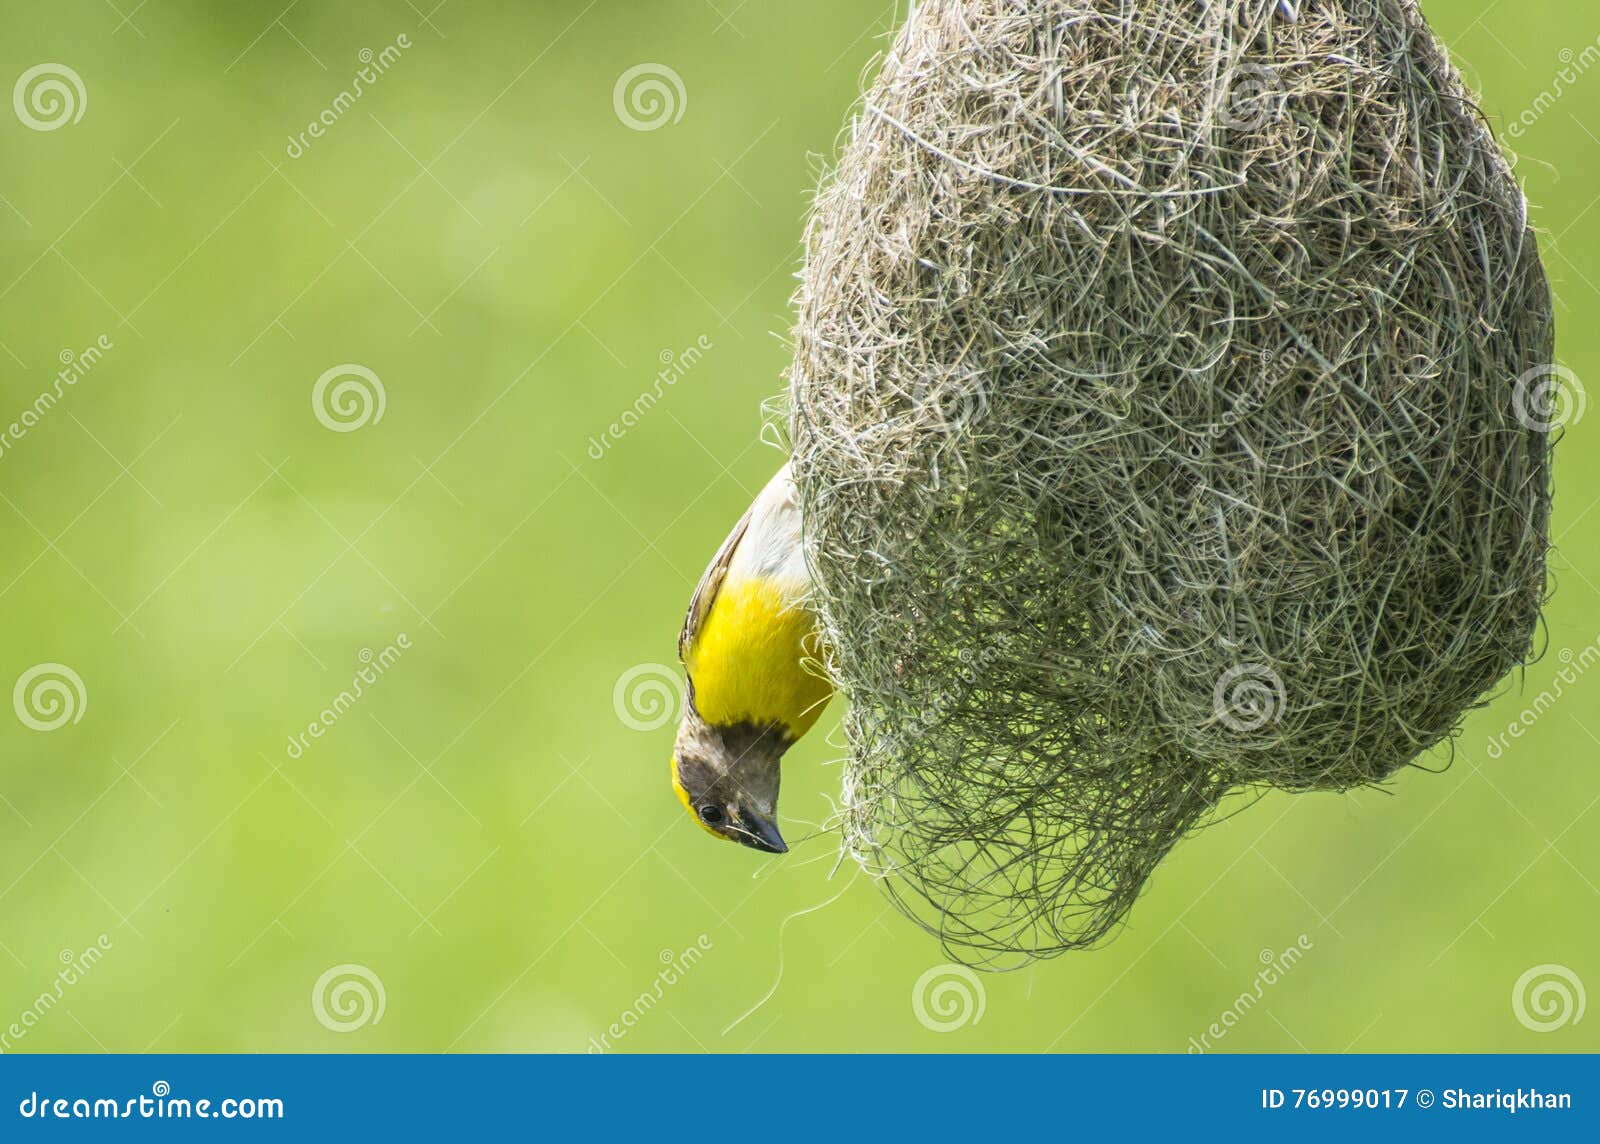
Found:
<box><xmin>788</xmin><ymin>0</ymin><xmax>1554</xmax><ymax>966</ymax></box>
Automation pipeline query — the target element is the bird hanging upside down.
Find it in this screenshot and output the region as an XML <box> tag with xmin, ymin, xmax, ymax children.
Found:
<box><xmin>672</xmin><ymin>462</ymin><xmax>833</xmax><ymax>854</ymax></box>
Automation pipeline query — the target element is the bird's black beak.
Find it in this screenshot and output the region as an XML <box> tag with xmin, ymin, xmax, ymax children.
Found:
<box><xmin>735</xmin><ymin>808</ymin><xmax>787</xmax><ymax>854</ymax></box>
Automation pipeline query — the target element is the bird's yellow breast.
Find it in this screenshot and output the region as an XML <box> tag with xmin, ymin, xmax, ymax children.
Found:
<box><xmin>684</xmin><ymin>576</ymin><xmax>832</xmax><ymax>739</ymax></box>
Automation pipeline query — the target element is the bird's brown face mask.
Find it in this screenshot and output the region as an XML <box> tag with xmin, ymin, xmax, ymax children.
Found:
<box><xmin>671</xmin><ymin>713</ymin><xmax>789</xmax><ymax>853</ymax></box>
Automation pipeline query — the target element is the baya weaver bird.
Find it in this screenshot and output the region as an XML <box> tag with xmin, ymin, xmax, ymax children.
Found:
<box><xmin>672</xmin><ymin>462</ymin><xmax>833</xmax><ymax>853</ymax></box>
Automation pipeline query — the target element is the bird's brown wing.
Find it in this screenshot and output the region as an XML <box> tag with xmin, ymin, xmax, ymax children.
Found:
<box><xmin>678</xmin><ymin>502</ymin><xmax>754</xmax><ymax>663</ymax></box>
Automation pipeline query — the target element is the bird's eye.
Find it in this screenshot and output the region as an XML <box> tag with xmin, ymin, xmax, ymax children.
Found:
<box><xmin>699</xmin><ymin>805</ymin><xmax>725</xmax><ymax>826</ymax></box>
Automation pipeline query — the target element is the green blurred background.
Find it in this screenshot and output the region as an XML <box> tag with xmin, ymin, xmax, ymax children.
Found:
<box><xmin>0</xmin><ymin>0</ymin><xmax>1595</xmax><ymax>1053</ymax></box>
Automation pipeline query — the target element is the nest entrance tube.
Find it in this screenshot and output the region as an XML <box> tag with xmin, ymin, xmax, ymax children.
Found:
<box><xmin>789</xmin><ymin>0</ymin><xmax>1554</xmax><ymax>966</ymax></box>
